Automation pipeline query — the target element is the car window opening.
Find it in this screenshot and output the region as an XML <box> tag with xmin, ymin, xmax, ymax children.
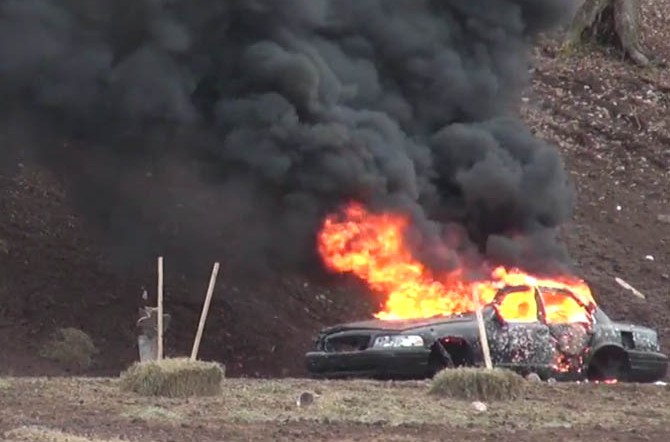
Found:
<box><xmin>540</xmin><ymin>289</ymin><xmax>591</xmax><ymax>324</ymax></box>
<box><xmin>497</xmin><ymin>288</ymin><xmax>538</xmax><ymax>323</ymax></box>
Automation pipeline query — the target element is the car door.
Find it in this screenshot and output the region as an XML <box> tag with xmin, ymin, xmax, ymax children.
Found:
<box><xmin>537</xmin><ymin>287</ymin><xmax>594</xmax><ymax>373</ymax></box>
<box><xmin>486</xmin><ymin>286</ymin><xmax>555</xmax><ymax>368</ymax></box>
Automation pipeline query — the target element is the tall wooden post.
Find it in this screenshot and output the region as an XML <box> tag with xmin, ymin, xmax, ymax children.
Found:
<box><xmin>473</xmin><ymin>286</ymin><xmax>493</xmax><ymax>369</ymax></box>
<box><xmin>157</xmin><ymin>256</ymin><xmax>164</xmax><ymax>360</ymax></box>
<box><xmin>191</xmin><ymin>262</ymin><xmax>220</xmax><ymax>361</ymax></box>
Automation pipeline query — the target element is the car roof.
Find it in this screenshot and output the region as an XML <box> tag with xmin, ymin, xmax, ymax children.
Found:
<box><xmin>323</xmin><ymin>284</ymin><xmax>605</xmax><ymax>332</ymax></box>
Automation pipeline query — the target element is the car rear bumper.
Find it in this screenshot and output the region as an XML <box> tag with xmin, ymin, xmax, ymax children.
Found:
<box><xmin>627</xmin><ymin>350</ymin><xmax>668</xmax><ymax>382</ymax></box>
<box><xmin>305</xmin><ymin>348</ymin><xmax>432</xmax><ymax>379</ymax></box>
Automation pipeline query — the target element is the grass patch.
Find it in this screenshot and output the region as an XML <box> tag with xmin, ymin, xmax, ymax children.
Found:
<box><xmin>4</xmin><ymin>426</ymin><xmax>123</xmax><ymax>442</ymax></box>
<box><xmin>119</xmin><ymin>357</ymin><xmax>225</xmax><ymax>398</ymax></box>
<box><xmin>39</xmin><ymin>327</ymin><xmax>98</xmax><ymax>371</ymax></box>
<box><xmin>2</xmin><ymin>378</ymin><xmax>670</xmax><ymax>433</ymax></box>
<box><xmin>121</xmin><ymin>405</ymin><xmax>182</xmax><ymax>422</ymax></box>
<box><xmin>429</xmin><ymin>367</ymin><xmax>525</xmax><ymax>401</ymax></box>
<box><xmin>0</xmin><ymin>378</ymin><xmax>11</xmax><ymax>390</ymax></box>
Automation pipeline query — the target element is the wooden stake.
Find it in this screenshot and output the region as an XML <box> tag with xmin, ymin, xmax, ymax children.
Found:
<box><xmin>473</xmin><ymin>286</ymin><xmax>493</xmax><ymax>369</ymax></box>
<box><xmin>191</xmin><ymin>262</ymin><xmax>220</xmax><ymax>361</ymax></box>
<box><xmin>157</xmin><ymin>256</ymin><xmax>164</xmax><ymax>361</ymax></box>
<box><xmin>614</xmin><ymin>276</ymin><xmax>646</xmax><ymax>299</ymax></box>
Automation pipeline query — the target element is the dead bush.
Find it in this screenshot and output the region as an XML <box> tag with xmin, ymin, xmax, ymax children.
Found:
<box><xmin>120</xmin><ymin>358</ymin><xmax>225</xmax><ymax>398</ymax></box>
<box><xmin>429</xmin><ymin>367</ymin><xmax>525</xmax><ymax>401</ymax></box>
<box><xmin>39</xmin><ymin>327</ymin><xmax>97</xmax><ymax>371</ymax></box>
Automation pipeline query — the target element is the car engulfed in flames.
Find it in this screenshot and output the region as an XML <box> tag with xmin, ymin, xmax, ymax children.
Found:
<box><xmin>306</xmin><ymin>203</ymin><xmax>668</xmax><ymax>382</ymax></box>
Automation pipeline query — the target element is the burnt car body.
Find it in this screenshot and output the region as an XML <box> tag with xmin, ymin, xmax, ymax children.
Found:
<box><xmin>306</xmin><ymin>285</ymin><xmax>668</xmax><ymax>382</ymax></box>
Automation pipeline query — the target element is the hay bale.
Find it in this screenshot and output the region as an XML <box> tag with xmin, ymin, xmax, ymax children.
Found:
<box><xmin>429</xmin><ymin>367</ymin><xmax>525</xmax><ymax>401</ymax></box>
<box><xmin>120</xmin><ymin>358</ymin><xmax>224</xmax><ymax>397</ymax></box>
<box><xmin>39</xmin><ymin>327</ymin><xmax>97</xmax><ymax>371</ymax></box>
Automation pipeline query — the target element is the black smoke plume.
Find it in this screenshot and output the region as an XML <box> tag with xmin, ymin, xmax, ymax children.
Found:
<box><xmin>0</xmin><ymin>0</ymin><xmax>578</xmax><ymax>277</ymax></box>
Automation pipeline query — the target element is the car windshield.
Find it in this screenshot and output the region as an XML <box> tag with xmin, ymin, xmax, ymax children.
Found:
<box><xmin>592</xmin><ymin>307</ymin><xmax>611</xmax><ymax>324</ymax></box>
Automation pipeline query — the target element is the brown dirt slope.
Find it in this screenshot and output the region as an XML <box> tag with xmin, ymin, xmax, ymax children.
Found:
<box><xmin>1</xmin><ymin>0</ymin><xmax>670</xmax><ymax>377</ymax></box>
<box><xmin>0</xmin><ymin>169</ymin><xmax>374</xmax><ymax>376</ymax></box>
<box><xmin>524</xmin><ymin>0</ymin><xmax>670</xmax><ymax>349</ymax></box>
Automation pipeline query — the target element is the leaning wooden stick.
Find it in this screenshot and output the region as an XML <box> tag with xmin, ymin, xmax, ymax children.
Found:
<box><xmin>191</xmin><ymin>262</ymin><xmax>221</xmax><ymax>361</ymax></box>
<box><xmin>157</xmin><ymin>256</ymin><xmax>164</xmax><ymax>361</ymax></box>
<box><xmin>614</xmin><ymin>277</ymin><xmax>646</xmax><ymax>299</ymax></box>
<box><xmin>472</xmin><ymin>286</ymin><xmax>493</xmax><ymax>369</ymax></box>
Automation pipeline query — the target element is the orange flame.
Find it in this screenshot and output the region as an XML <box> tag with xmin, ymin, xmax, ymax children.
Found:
<box><xmin>318</xmin><ymin>203</ymin><xmax>596</xmax><ymax>323</ymax></box>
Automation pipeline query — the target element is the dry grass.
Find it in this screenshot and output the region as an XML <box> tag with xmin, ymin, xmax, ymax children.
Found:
<box><xmin>4</xmin><ymin>426</ymin><xmax>124</xmax><ymax>442</ymax></box>
<box><xmin>38</xmin><ymin>328</ymin><xmax>97</xmax><ymax>371</ymax></box>
<box><xmin>119</xmin><ymin>357</ymin><xmax>225</xmax><ymax>398</ymax></box>
<box><xmin>429</xmin><ymin>367</ymin><xmax>525</xmax><ymax>401</ymax></box>
<box><xmin>121</xmin><ymin>405</ymin><xmax>182</xmax><ymax>422</ymax></box>
<box><xmin>0</xmin><ymin>378</ymin><xmax>11</xmax><ymax>390</ymax></box>
<box><xmin>1</xmin><ymin>377</ymin><xmax>669</xmax><ymax>436</ymax></box>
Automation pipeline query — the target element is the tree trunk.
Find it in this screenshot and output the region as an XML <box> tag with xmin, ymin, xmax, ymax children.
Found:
<box><xmin>568</xmin><ymin>0</ymin><xmax>649</xmax><ymax>66</ymax></box>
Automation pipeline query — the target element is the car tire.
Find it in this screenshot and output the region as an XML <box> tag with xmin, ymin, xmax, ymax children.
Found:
<box><xmin>587</xmin><ymin>346</ymin><xmax>631</xmax><ymax>382</ymax></box>
<box><xmin>427</xmin><ymin>343</ymin><xmax>455</xmax><ymax>377</ymax></box>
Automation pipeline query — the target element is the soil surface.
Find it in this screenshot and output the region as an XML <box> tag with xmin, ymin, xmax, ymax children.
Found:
<box><xmin>1</xmin><ymin>377</ymin><xmax>669</xmax><ymax>442</ymax></box>
<box><xmin>1</xmin><ymin>0</ymin><xmax>670</xmax><ymax>383</ymax></box>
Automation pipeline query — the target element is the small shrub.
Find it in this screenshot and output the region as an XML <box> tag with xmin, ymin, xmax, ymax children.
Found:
<box><xmin>429</xmin><ymin>367</ymin><xmax>525</xmax><ymax>401</ymax></box>
<box><xmin>120</xmin><ymin>358</ymin><xmax>225</xmax><ymax>398</ymax></box>
<box><xmin>39</xmin><ymin>327</ymin><xmax>97</xmax><ymax>371</ymax></box>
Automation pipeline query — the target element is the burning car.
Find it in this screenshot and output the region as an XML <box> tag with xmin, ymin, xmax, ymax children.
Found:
<box><xmin>305</xmin><ymin>283</ymin><xmax>669</xmax><ymax>382</ymax></box>
<box><xmin>308</xmin><ymin>203</ymin><xmax>668</xmax><ymax>382</ymax></box>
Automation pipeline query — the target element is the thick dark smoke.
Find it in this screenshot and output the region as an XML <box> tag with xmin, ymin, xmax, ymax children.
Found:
<box><xmin>0</xmin><ymin>0</ymin><xmax>578</xmax><ymax>277</ymax></box>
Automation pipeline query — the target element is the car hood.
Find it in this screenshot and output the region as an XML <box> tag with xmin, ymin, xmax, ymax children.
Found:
<box><xmin>321</xmin><ymin>312</ymin><xmax>477</xmax><ymax>334</ymax></box>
